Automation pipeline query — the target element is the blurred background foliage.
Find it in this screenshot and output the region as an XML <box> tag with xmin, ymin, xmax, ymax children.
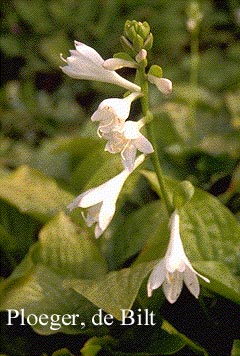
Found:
<box><xmin>0</xmin><ymin>0</ymin><xmax>240</xmax><ymax>355</ymax></box>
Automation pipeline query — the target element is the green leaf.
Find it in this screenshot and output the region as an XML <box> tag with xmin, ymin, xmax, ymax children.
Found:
<box><xmin>55</xmin><ymin>137</ymin><xmax>100</xmax><ymax>161</ymax></box>
<box><xmin>0</xmin><ymin>213</ymin><xmax>108</xmax><ymax>335</ymax></box>
<box><xmin>70</xmin><ymin>142</ymin><xmax>109</xmax><ymax>192</ymax></box>
<box><xmin>111</xmin><ymin>201</ymin><xmax>168</xmax><ymax>268</ymax></box>
<box><xmin>80</xmin><ymin>336</ymin><xmax>115</xmax><ymax>356</ymax></box>
<box><xmin>0</xmin><ymin>165</ymin><xmax>74</xmax><ymax>222</ymax></box>
<box><xmin>0</xmin><ymin>200</ymin><xmax>40</xmax><ymax>267</ymax></box>
<box><xmin>161</xmin><ymin>320</ymin><xmax>208</xmax><ymax>356</ymax></box>
<box><xmin>64</xmin><ymin>261</ymin><xmax>156</xmax><ymax>321</ymax></box>
<box><xmin>52</xmin><ymin>349</ymin><xmax>74</xmax><ymax>356</ymax></box>
<box><xmin>36</xmin><ymin>212</ymin><xmax>107</xmax><ymax>278</ymax></box>
<box><xmin>231</xmin><ymin>340</ymin><xmax>240</xmax><ymax>356</ymax></box>
<box><xmin>193</xmin><ymin>261</ymin><xmax>240</xmax><ymax>304</ymax></box>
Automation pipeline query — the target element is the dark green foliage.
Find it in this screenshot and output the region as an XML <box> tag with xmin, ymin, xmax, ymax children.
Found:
<box><xmin>0</xmin><ymin>1</ymin><xmax>240</xmax><ymax>355</ymax></box>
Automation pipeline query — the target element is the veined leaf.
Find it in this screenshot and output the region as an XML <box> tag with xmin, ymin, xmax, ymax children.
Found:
<box><xmin>36</xmin><ymin>212</ymin><xmax>107</xmax><ymax>278</ymax></box>
<box><xmin>64</xmin><ymin>261</ymin><xmax>156</xmax><ymax>321</ymax></box>
<box><xmin>0</xmin><ymin>165</ymin><xmax>73</xmax><ymax>222</ymax></box>
<box><xmin>0</xmin><ymin>213</ymin><xmax>108</xmax><ymax>335</ymax></box>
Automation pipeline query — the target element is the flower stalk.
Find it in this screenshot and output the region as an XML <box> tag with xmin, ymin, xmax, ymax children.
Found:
<box><xmin>136</xmin><ymin>63</ymin><xmax>173</xmax><ymax>216</ymax></box>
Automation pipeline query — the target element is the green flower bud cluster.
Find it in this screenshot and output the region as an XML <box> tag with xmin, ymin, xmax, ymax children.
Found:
<box><xmin>121</xmin><ymin>20</ymin><xmax>153</xmax><ymax>57</ymax></box>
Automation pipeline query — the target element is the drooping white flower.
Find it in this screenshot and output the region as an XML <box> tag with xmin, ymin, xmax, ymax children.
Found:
<box><xmin>61</xmin><ymin>41</ymin><xmax>141</xmax><ymax>93</ymax></box>
<box><xmin>147</xmin><ymin>75</ymin><xmax>172</xmax><ymax>95</ymax></box>
<box><xmin>68</xmin><ymin>155</ymin><xmax>145</xmax><ymax>238</ymax></box>
<box><xmin>91</xmin><ymin>92</ymin><xmax>141</xmax><ymax>134</ymax></box>
<box><xmin>147</xmin><ymin>210</ymin><xmax>210</xmax><ymax>303</ymax></box>
<box><xmin>103</xmin><ymin>120</ymin><xmax>154</xmax><ymax>171</ymax></box>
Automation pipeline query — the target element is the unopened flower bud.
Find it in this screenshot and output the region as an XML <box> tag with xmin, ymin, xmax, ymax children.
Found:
<box><xmin>143</xmin><ymin>33</ymin><xmax>153</xmax><ymax>51</ymax></box>
<box><xmin>135</xmin><ymin>49</ymin><xmax>147</xmax><ymax>64</ymax></box>
<box><xmin>133</xmin><ymin>34</ymin><xmax>144</xmax><ymax>52</ymax></box>
<box><xmin>173</xmin><ymin>181</ymin><xmax>195</xmax><ymax>209</ymax></box>
<box><xmin>120</xmin><ymin>36</ymin><xmax>136</xmax><ymax>57</ymax></box>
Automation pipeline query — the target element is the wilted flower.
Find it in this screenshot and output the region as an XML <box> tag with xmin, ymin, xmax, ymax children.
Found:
<box><xmin>103</xmin><ymin>120</ymin><xmax>153</xmax><ymax>171</ymax></box>
<box><xmin>91</xmin><ymin>92</ymin><xmax>141</xmax><ymax>134</ymax></box>
<box><xmin>147</xmin><ymin>210</ymin><xmax>209</xmax><ymax>303</ymax></box>
<box><xmin>68</xmin><ymin>155</ymin><xmax>145</xmax><ymax>238</ymax></box>
<box><xmin>61</xmin><ymin>41</ymin><xmax>141</xmax><ymax>92</ymax></box>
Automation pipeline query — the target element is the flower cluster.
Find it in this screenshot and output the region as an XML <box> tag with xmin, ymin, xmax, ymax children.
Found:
<box><xmin>61</xmin><ymin>21</ymin><xmax>209</xmax><ymax>303</ymax></box>
<box><xmin>61</xmin><ymin>40</ymin><xmax>172</xmax><ymax>237</ymax></box>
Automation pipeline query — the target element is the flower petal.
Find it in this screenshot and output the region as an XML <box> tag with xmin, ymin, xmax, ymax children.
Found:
<box><xmin>147</xmin><ymin>259</ymin><xmax>166</xmax><ymax>297</ymax></box>
<box><xmin>123</xmin><ymin>121</ymin><xmax>141</xmax><ymax>139</ymax></box>
<box><xmin>121</xmin><ymin>144</ymin><xmax>137</xmax><ymax>171</ymax></box>
<box><xmin>98</xmin><ymin>200</ymin><xmax>116</xmax><ymax>231</ymax></box>
<box><xmin>183</xmin><ymin>266</ymin><xmax>200</xmax><ymax>298</ymax></box>
<box><xmin>134</xmin><ymin>134</ymin><xmax>154</xmax><ymax>154</ymax></box>
<box><xmin>163</xmin><ymin>271</ymin><xmax>183</xmax><ymax>303</ymax></box>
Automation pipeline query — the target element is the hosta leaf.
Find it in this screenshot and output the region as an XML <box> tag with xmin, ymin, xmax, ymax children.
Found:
<box><xmin>193</xmin><ymin>261</ymin><xmax>240</xmax><ymax>304</ymax></box>
<box><xmin>0</xmin><ymin>165</ymin><xmax>73</xmax><ymax>222</ymax></box>
<box><xmin>0</xmin><ymin>213</ymin><xmax>108</xmax><ymax>335</ymax></box>
<box><xmin>110</xmin><ymin>201</ymin><xmax>168</xmax><ymax>268</ymax></box>
<box><xmin>64</xmin><ymin>261</ymin><xmax>156</xmax><ymax>321</ymax></box>
<box><xmin>0</xmin><ymin>262</ymin><xmax>102</xmax><ymax>335</ymax></box>
<box><xmin>36</xmin><ymin>212</ymin><xmax>107</xmax><ymax>278</ymax></box>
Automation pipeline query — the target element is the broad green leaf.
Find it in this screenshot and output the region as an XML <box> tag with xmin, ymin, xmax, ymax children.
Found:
<box><xmin>64</xmin><ymin>261</ymin><xmax>156</xmax><ymax>321</ymax></box>
<box><xmin>70</xmin><ymin>143</ymin><xmax>109</xmax><ymax>192</ymax></box>
<box><xmin>0</xmin><ymin>213</ymin><xmax>108</xmax><ymax>335</ymax></box>
<box><xmin>231</xmin><ymin>340</ymin><xmax>240</xmax><ymax>356</ymax></box>
<box><xmin>0</xmin><ymin>200</ymin><xmax>40</xmax><ymax>270</ymax></box>
<box><xmin>115</xmin><ymin>326</ymin><xmax>185</xmax><ymax>355</ymax></box>
<box><xmin>193</xmin><ymin>261</ymin><xmax>240</xmax><ymax>304</ymax></box>
<box><xmin>0</xmin><ymin>165</ymin><xmax>73</xmax><ymax>222</ymax></box>
<box><xmin>81</xmin><ymin>328</ymin><xmax>185</xmax><ymax>356</ymax></box>
<box><xmin>36</xmin><ymin>212</ymin><xmax>107</xmax><ymax>278</ymax></box>
<box><xmin>110</xmin><ymin>201</ymin><xmax>168</xmax><ymax>268</ymax></box>
<box><xmin>0</xmin><ymin>262</ymin><xmax>102</xmax><ymax>335</ymax></box>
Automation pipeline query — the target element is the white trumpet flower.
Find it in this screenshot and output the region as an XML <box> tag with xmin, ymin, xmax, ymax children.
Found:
<box><xmin>61</xmin><ymin>42</ymin><xmax>141</xmax><ymax>93</ymax></box>
<box><xmin>103</xmin><ymin>121</ymin><xmax>154</xmax><ymax>171</ymax></box>
<box><xmin>68</xmin><ymin>155</ymin><xmax>145</xmax><ymax>238</ymax></box>
<box><xmin>91</xmin><ymin>92</ymin><xmax>141</xmax><ymax>134</ymax></box>
<box><xmin>147</xmin><ymin>210</ymin><xmax>209</xmax><ymax>303</ymax></box>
